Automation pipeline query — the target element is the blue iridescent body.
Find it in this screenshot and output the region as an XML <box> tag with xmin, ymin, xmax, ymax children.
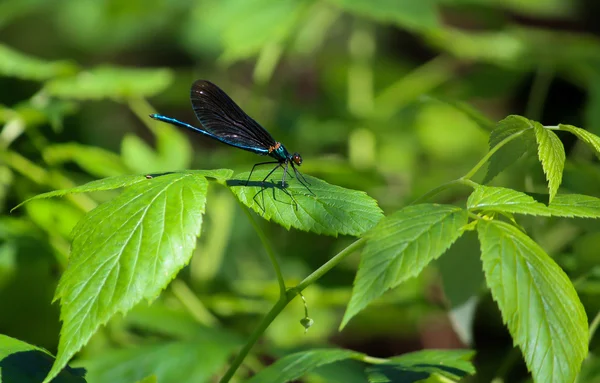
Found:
<box><xmin>150</xmin><ymin>80</ymin><xmax>310</xmax><ymax>191</ymax></box>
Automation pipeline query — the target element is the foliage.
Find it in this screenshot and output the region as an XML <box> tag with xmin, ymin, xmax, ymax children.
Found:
<box><xmin>2</xmin><ymin>1</ymin><xmax>600</xmax><ymax>383</ymax></box>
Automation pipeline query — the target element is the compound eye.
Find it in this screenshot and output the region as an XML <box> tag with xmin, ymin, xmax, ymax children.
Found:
<box><xmin>293</xmin><ymin>153</ymin><xmax>303</xmax><ymax>165</ymax></box>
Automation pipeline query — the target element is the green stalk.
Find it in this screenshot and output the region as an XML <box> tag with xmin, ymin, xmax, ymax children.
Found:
<box><xmin>461</xmin><ymin>129</ymin><xmax>529</xmax><ymax>181</ymax></box>
<box><xmin>219</xmin><ymin>237</ymin><xmax>365</xmax><ymax>382</ymax></box>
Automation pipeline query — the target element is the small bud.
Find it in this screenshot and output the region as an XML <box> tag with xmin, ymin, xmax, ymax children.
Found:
<box><xmin>300</xmin><ymin>317</ymin><xmax>314</xmax><ymax>333</ymax></box>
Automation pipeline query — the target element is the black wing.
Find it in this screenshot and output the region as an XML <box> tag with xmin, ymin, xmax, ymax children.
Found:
<box><xmin>190</xmin><ymin>80</ymin><xmax>276</xmax><ymax>154</ymax></box>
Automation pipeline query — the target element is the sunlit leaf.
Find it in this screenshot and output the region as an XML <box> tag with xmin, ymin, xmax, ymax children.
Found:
<box><xmin>45</xmin><ymin>66</ymin><xmax>173</xmax><ymax>100</ymax></box>
<box><xmin>560</xmin><ymin>124</ymin><xmax>600</xmax><ymax>157</ymax></box>
<box><xmin>484</xmin><ymin>115</ymin><xmax>536</xmax><ymax>183</ymax></box>
<box><xmin>229</xmin><ymin>168</ymin><xmax>383</xmax><ymax>237</ymax></box>
<box><xmin>366</xmin><ymin>349</ymin><xmax>475</xmax><ymax>382</ymax></box>
<box><xmin>44</xmin><ymin>143</ymin><xmax>131</xmax><ymax>178</ymax></box>
<box><xmin>533</xmin><ymin>123</ymin><xmax>565</xmax><ymax>203</ymax></box>
<box><xmin>247</xmin><ymin>349</ymin><xmax>363</xmax><ymax>383</ymax></box>
<box><xmin>342</xmin><ymin>204</ymin><xmax>468</xmax><ymax>328</ymax></box>
<box><xmin>0</xmin><ymin>44</ymin><xmax>77</xmax><ymax>80</ymax></box>
<box><xmin>468</xmin><ymin>185</ymin><xmax>600</xmax><ymax>218</ymax></box>
<box><xmin>44</xmin><ymin>172</ymin><xmax>209</xmax><ymax>382</ymax></box>
<box><xmin>477</xmin><ymin>220</ymin><xmax>588</xmax><ymax>383</ymax></box>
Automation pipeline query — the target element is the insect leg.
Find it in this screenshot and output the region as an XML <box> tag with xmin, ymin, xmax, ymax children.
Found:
<box><xmin>246</xmin><ymin>161</ymin><xmax>280</xmax><ymax>185</ymax></box>
<box><xmin>292</xmin><ymin>164</ymin><xmax>315</xmax><ymax>195</ymax></box>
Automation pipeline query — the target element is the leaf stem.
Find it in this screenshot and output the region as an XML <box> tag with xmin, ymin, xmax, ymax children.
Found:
<box><xmin>219</xmin><ymin>296</ymin><xmax>289</xmax><ymax>383</ymax></box>
<box><xmin>461</xmin><ymin>129</ymin><xmax>529</xmax><ymax>181</ymax></box>
<box><xmin>293</xmin><ymin>238</ymin><xmax>366</xmax><ymax>293</ymax></box>
<box><xmin>219</xmin><ymin>237</ymin><xmax>366</xmax><ymax>382</ymax></box>
<box><xmin>240</xmin><ymin>203</ymin><xmax>286</xmax><ymax>297</ymax></box>
<box><xmin>412</xmin><ymin>129</ymin><xmax>530</xmax><ymax>205</ymax></box>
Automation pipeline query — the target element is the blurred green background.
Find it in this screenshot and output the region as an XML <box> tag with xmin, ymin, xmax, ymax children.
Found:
<box><xmin>2</xmin><ymin>0</ymin><xmax>600</xmax><ymax>382</ymax></box>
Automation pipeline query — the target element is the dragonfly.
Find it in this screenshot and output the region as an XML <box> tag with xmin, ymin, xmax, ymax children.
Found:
<box><xmin>150</xmin><ymin>80</ymin><xmax>312</xmax><ymax>196</ymax></box>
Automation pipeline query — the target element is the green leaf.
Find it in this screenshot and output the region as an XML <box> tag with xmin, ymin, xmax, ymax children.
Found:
<box><xmin>547</xmin><ymin>194</ymin><xmax>600</xmax><ymax>218</ymax></box>
<box><xmin>484</xmin><ymin>115</ymin><xmax>536</xmax><ymax>183</ymax></box>
<box><xmin>78</xmin><ymin>337</ymin><xmax>239</xmax><ymax>383</ymax></box>
<box><xmin>11</xmin><ymin>174</ymin><xmax>150</xmax><ymax>211</ymax></box>
<box><xmin>12</xmin><ymin>170</ymin><xmax>232</xmax><ymax>212</ymax></box>
<box><xmin>44</xmin><ymin>143</ymin><xmax>131</xmax><ymax>178</ymax></box>
<box><xmin>342</xmin><ymin>204</ymin><xmax>468</xmax><ymax>328</ymax></box>
<box><xmin>247</xmin><ymin>349</ymin><xmax>363</xmax><ymax>383</ymax></box>
<box><xmin>468</xmin><ymin>185</ymin><xmax>549</xmax><ymax>216</ymax></box>
<box><xmin>533</xmin><ymin>124</ymin><xmax>565</xmax><ymax>203</ymax></box>
<box><xmin>0</xmin><ymin>334</ymin><xmax>86</xmax><ymax>383</ymax></box>
<box><xmin>313</xmin><ymin>359</ymin><xmax>369</xmax><ymax>383</ymax></box>
<box><xmin>45</xmin><ymin>66</ymin><xmax>173</xmax><ymax>100</ymax></box>
<box><xmin>366</xmin><ymin>349</ymin><xmax>475</xmax><ymax>382</ymax></box>
<box><xmin>0</xmin><ymin>334</ymin><xmax>47</xmax><ymax>359</ymax></box>
<box><xmin>477</xmin><ymin>220</ymin><xmax>588</xmax><ymax>383</ymax></box>
<box><xmin>44</xmin><ymin>172</ymin><xmax>209</xmax><ymax>382</ymax></box>
<box><xmin>560</xmin><ymin>124</ymin><xmax>600</xmax><ymax>157</ymax></box>
<box><xmin>325</xmin><ymin>0</ymin><xmax>439</xmax><ymax>32</ymax></box>
<box><xmin>0</xmin><ymin>43</ymin><xmax>77</xmax><ymax>80</ymax></box>
<box><xmin>229</xmin><ymin>169</ymin><xmax>383</xmax><ymax>237</ymax></box>
<box><xmin>468</xmin><ymin>185</ymin><xmax>600</xmax><ymax>218</ymax></box>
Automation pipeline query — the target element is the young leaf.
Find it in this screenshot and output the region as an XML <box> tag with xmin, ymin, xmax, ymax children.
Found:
<box><xmin>0</xmin><ymin>43</ymin><xmax>77</xmax><ymax>80</ymax></box>
<box><xmin>342</xmin><ymin>204</ymin><xmax>468</xmax><ymax>328</ymax></box>
<box><xmin>0</xmin><ymin>334</ymin><xmax>86</xmax><ymax>383</ymax></box>
<box><xmin>45</xmin><ymin>66</ymin><xmax>173</xmax><ymax>100</ymax></box>
<box><xmin>560</xmin><ymin>124</ymin><xmax>600</xmax><ymax>157</ymax></box>
<box><xmin>467</xmin><ymin>185</ymin><xmax>549</xmax><ymax>216</ymax></box>
<box><xmin>43</xmin><ymin>142</ymin><xmax>131</xmax><ymax>178</ymax></box>
<box><xmin>229</xmin><ymin>169</ymin><xmax>383</xmax><ymax>237</ymax></box>
<box><xmin>44</xmin><ymin>172</ymin><xmax>209</xmax><ymax>382</ymax></box>
<box><xmin>247</xmin><ymin>349</ymin><xmax>363</xmax><ymax>383</ymax></box>
<box><xmin>547</xmin><ymin>194</ymin><xmax>600</xmax><ymax>218</ymax></box>
<box><xmin>533</xmin><ymin>123</ymin><xmax>565</xmax><ymax>203</ymax></box>
<box><xmin>477</xmin><ymin>220</ymin><xmax>588</xmax><ymax>383</ymax></box>
<box><xmin>366</xmin><ymin>349</ymin><xmax>475</xmax><ymax>382</ymax></box>
<box><xmin>484</xmin><ymin>115</ymin><xmax>536</xmax><ymax>183</ymax></box>
<box><xmin>468</xmin><ymin>185</ymin><xmax>600</xmax><ymax>218</ymax></box>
